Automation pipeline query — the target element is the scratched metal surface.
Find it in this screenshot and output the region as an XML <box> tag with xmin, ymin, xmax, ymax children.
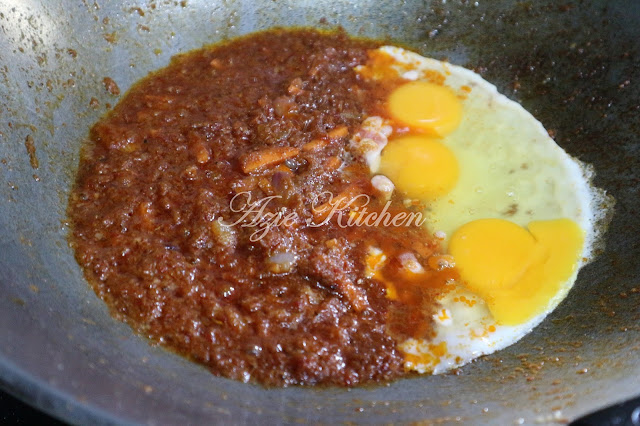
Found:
<box><xmin>0</xmin><ymin>0</ymin><xmax>638</xmax><ymax>424</ymax></box>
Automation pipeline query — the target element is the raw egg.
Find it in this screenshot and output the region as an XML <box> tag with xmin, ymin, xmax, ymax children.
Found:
<box><xmin>387</xmin><ymin>81</ymin><xmax>462</xmax><ymax>137</ymax></box>
<box><xmin>354</xmin><ymin>46</ymin><xmax>610</xmax><ymax>374</ymax></box>
<box><xmin>379</xmin><ymin>135</ymin><xmax>459</xmax><ymax>200</ymax></box>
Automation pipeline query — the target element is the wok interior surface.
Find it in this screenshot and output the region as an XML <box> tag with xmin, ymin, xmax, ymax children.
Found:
<box><xmin>0</xmin><ymin>0</ymin><xmax>638</xmax><ymax>423</ymax></box>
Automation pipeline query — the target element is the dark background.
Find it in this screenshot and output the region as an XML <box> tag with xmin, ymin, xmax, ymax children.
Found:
<box><xmin>1</xmin><ymin>390</ymin><xmax>65</xmax><ymax>425</ymax></box>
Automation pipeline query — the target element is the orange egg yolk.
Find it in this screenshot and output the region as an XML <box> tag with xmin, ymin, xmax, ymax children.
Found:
<box><xmin>379</xmin><ymin>135</ymin><xmax>459</xmax><ymax>200</ymax></box>
<box><xmin>388</xmin><ymin>81</ymin><xmax>462</xmax><ymax>137</ymax></box>
<box><xmin>449</xmin><ymin>218</ymin><xmax>584</xmax><ymax>325</ymax></box>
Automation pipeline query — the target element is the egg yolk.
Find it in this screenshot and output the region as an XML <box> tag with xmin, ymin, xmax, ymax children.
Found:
<box><xmin>449</xmin><ymin>218</ymin><xmax>584</xmax><ymax>325</ymax></box>
<box><xmin>388</xmin><ymin>81</ymin><xmax>462</xmax><ymax>137</ymax></box>
<box><xmin>379</xmin><ymin>135</ymin><xmax>459</xmax><ymax>200</ymax></box>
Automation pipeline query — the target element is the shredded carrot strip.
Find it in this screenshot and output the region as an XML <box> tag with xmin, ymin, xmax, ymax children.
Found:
<box><xmin>324</xmin><ymin>156</ymin><xmax>342</xmax><ymax>171</ymax></box>
<box><xmin>302</xmin><ymin>138</ymin><xmax>328</xmax><ymax>152</ymax></box>
<box><xmin>240</xmin><ymin>146</ymin><xmax>300</xmax><ymax>173</ymax></box>
<box><xmin>274</xmin><ymin>164</ymin><xmax>293</xmax><ymax>174</ymax></box>
<box><xmin>328</xmin><ymin>125</ymin><xmax>349</xmax><ymax>139</ymax></box>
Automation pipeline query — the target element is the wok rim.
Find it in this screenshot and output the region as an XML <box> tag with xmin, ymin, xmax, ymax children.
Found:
<box><xmin>0</xmin><ymin>356</ymin><xmax>128</xmax><ymax>426</ymax></box>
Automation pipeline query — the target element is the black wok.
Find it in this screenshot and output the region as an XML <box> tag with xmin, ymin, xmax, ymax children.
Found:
<box><xmin>0</xmin><ymin>0</ymin><xmax>638</xmax><ymax>424</ymax></box>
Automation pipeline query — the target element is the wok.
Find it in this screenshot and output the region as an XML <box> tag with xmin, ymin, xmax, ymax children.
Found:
<box><xmin>0</xmin><ymin>0</ymin><xmax>638</xmax><ymax>424</ymax></box>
